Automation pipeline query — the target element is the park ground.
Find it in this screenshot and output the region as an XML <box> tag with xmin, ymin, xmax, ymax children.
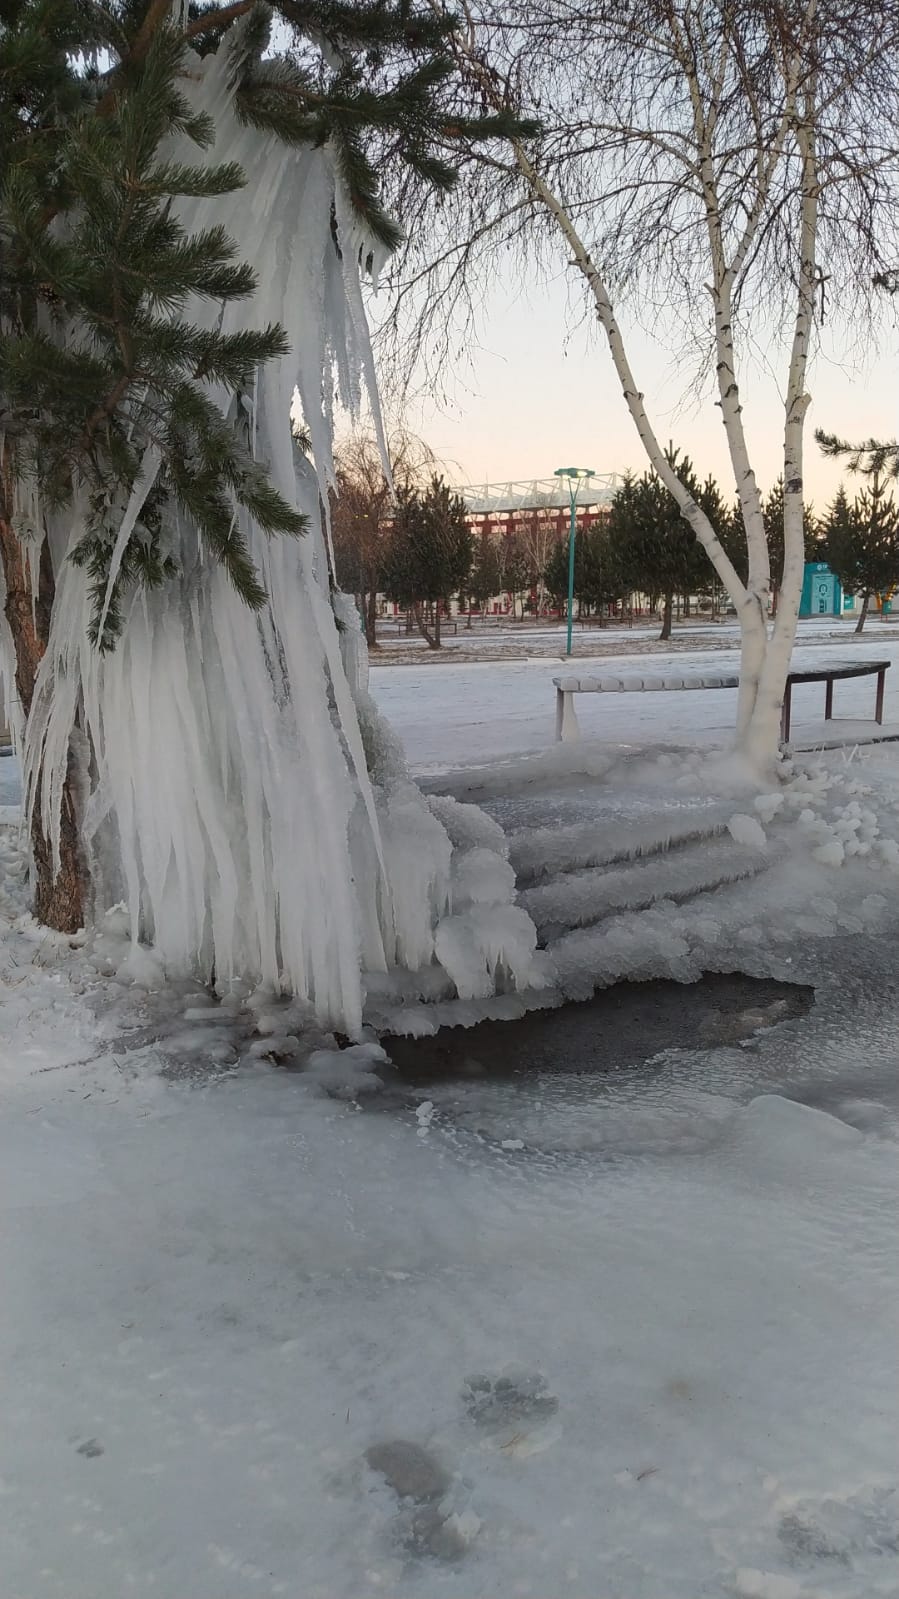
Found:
<box><xmin>1</xmin><ymin>615</ymin><xmax>898</xmax><ymax>1599</ymax></box>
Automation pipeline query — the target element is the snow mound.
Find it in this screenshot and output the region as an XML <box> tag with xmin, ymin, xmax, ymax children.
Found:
<box><xmin>735</xmin><ymin>1094</ymin><xmax>864</xmax><ymax>1162</ymax></box>
<box><xmin>305</xmin><ymin>1042</ymin><xmax>390</xmax><ymax>1099</ymax></box>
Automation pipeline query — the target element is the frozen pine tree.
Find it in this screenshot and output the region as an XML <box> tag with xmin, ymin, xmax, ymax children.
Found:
<box><xmin>0</xmin><ymin>0</ymin><xmax>543</xmax><ymax>1030</ymax></box>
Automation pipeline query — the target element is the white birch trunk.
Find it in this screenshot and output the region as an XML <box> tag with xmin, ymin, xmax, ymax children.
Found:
<box><xmin>744</xmin><ymin>100</ymin><xmax>819</xmax><ymax>771</ymax></box>
<box><xmin>682</xmin><ymin>32</ymin><xmax>793</xmax><ymax>748</ymax></box>
<box><xmin>708</xmin><ymin>265</ymin><xmax>770</xmax><ymax>740</ymax></box>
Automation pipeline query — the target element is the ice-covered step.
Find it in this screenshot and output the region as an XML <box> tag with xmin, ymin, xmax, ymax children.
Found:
<box><xmin>509</xmin><ymin>806</ymin><xmax>736</xmax><ymax>885</ymax></box>
<box><xmin>520</xmin><ymin>838</ymin><xmax>774</xmax><ymax>942</ymax></box>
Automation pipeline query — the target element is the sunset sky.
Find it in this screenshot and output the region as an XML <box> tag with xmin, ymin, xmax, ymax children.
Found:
<box><xmin>377</xmin><ymin>268</ymin><xmax>898</xmax><ymax>511</ymax></box>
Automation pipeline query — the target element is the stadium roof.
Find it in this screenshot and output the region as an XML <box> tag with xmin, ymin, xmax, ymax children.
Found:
<box><xmin>458</xmin><ymin>475</ymin><xmax>621</xmax><ymax>515</ymax></box>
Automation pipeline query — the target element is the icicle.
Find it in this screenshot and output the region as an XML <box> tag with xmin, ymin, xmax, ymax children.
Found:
<box><xmin>332</xmin><ymin>172</ymin><xmax>393</xmax><ymax>489</ymax></box>
<box><xmin>10</xmin><ymin>472</ymin><xmax>45</xmax><ymax>630</ymax></box>
<box><xmin>96</xmin><ymin>445</ymin><xmax>161</xmax><ymax>646</ymax></box>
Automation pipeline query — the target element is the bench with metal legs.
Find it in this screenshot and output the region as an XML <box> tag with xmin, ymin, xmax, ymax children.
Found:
<box><xmin>779</xmin><ymin>660</ymin><xmax>890</xmax><ymax>743</ymax></box>
<box><xmin>553</xmin><ymin>660</ymin><xmax>891</xmax><ymax>744</ymax></box>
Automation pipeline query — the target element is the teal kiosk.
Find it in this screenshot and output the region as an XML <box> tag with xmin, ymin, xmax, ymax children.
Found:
<box><xmin>800</xmin><ymin>562</ymin><xmax>843</xmax><ymax>618</ymax></box>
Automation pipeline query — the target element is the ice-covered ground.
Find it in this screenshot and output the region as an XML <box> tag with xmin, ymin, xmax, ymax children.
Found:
<box><xmin>2</xmin><ymin>652</ymin><xmax>899</xmax><ymax>1599</ymax></box>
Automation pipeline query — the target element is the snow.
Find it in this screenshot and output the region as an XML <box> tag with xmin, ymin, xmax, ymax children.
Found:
<box><xmin>6</xmin><ymin>665</ymin><xmax>899</xmax><ymax>1599</ymax></box>
<box><xmin>1</xmin><ymin>899</ymin><xmax>898</xmax><ymax>1597</ymax></box>
<box><xmin>555</xmin><ymin>668</ymin><xmax>740</xmax><ymax>690</ymax></box>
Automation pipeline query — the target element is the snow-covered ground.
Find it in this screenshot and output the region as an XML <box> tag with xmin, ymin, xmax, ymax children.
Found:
<box><xmin>374</xmin><ymin>613</ymin><xmax>899</xmax><ymax>663</ymax></box>
<box><xmin>2</xmin><ymin>647</ymin><xmax>899</xmax><ymax>1599</ymax></box>
<box><xmin>370</xmin><ymin>631</ymin><xmax>899</xmax><ymax>771</ymax></box>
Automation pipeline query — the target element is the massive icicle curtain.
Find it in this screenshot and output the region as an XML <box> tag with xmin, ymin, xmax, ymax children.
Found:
<box><xmin>19</xmin><ymin>32</ymin><xmax>543</xmax><ymax>1032</ymax></box>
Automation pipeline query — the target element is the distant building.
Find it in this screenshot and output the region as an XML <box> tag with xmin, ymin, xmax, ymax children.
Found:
<box><xmin>378</xmin><ymin>474</ymin><xmax>623</xmax><ymax>621</ymax></box>
<box><xmin>459</xmin><ymin>475</ymin><xmax>620</xmax><ymax>526</ymax></box>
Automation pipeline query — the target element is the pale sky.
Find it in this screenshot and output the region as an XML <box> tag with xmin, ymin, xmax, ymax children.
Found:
<box><xmin>370</xmin><ymin>267</ymin><xmax>898</xmax><ymax>511</ymax></box>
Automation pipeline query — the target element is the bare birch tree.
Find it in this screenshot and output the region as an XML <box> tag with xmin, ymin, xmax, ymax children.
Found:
<box><xmin>331</xmin><ymin>429</ymin><xmax>435</xmax><ymax>646</ymax></box>
<box><xmin>518</xmin><ymin>508</ymin><xmax>564</xmax><ymax>616</ymax></box>
<box><xmin>382</xmin><ymin>0</ymin><xmax>899</xmax><ymax>771</ymax></box>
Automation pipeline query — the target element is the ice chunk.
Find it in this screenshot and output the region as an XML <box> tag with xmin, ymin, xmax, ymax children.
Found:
<box><xmin>427</xmin><ymin>793</ymin><xmax>507</xmax><ymax>856</ymax></box>
<box><xmin>450</xmin><ymin>847</ymin><xmax>516</xmax><ymax>909</ymax></box>
<box><xmin>416</xmin><ymin>1100</ymin><xmax>435</xmax><ymax>1135</ymax></box>
<box><xmin>753</xmin><ymin>792</ymin><xmax>785</xmax><ymax>822</ymax></box>
<box><xmin>435</xmin><ymin>905</ymin><xmax>543</xmax><ymax>1000</ymax></box>
<box><xmin>727</xmin><ymin>814</ymin><xmax>767</xmax><ymax>849</ymax></box>
<box><xmin>115</xmin><ymin>943</ymin><xmax>165</xmax><ymax>988</ymax></box>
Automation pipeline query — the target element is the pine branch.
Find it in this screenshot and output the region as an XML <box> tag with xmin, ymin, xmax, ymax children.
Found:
<box><xmin>816</xmin><ymin>428</ymin><xmax>899</xmax><ymax>480</ymax></box>
<box><xmin>183</xmin><ymin>0</ymin><xmax>259</xmax><ymax>43</ymax></box>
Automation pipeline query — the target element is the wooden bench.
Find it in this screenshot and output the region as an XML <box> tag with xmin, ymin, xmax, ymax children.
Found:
<box><xmin>553</xmin><ymin>659</ymin><xmax>891</xmax><ymax>743</ymax></box>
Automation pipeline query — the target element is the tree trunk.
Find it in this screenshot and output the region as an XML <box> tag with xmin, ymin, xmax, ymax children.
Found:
<box><xmin>856</xmin><ymin>591</ymin><xmax>870</xmax><ymax>634</ymax></box>
<box><xmin>413</xmin><ymin>601</ymin><xmax>440</xmax><ymax>649</ymax></box>
<box><xmin>0</xmin><ymin>504</ymin><xmax>87</xmax><ymax>932</ymax></box>
<box><xmin>743</xmin><ymin>106</ymin><xmax>819</xmax><ymax>776</ymax></box>
<box><xmin>365</xmin><ymin>578</ymin><xmax>379</xmax><ymax>650</ymax></box>
<box><xmin>434</xmin><ymin>604</ymin><xmax>441</xmax><ymax>647</ymax></box>
<box><xmin>659</xmin><ymin>593</ymin><xmax>673</xmax><ymax>641</ymax></box>
<box><xmin>467</xmin><ymin>596</ymin><xmax>473</xmax><ymax>629</ymax></box>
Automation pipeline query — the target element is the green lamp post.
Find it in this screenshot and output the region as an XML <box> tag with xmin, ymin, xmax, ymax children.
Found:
<box><xmin>554</xmin><ymin>466</ymin><xmax>595</xmax><ymax>656</ymax></box>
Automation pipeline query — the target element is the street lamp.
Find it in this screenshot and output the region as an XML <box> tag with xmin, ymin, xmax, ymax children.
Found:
<box><xmin>554</xmin><ymin>466</ymin><xmax>595</xmax><ymax>656</ymax></box>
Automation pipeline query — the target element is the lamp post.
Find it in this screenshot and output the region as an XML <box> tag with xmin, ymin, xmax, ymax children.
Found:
<box><xmin>554</xmin><ymin>466</ymin><xmax>595</xmax><ymax>656</ymax></box>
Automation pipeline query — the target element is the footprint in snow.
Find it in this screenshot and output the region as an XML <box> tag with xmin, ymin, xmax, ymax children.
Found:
<box><xmin>777</xmin><ymin>1485</ymin><xmax>899</xmax><ymax>1567</ymax></box>
<box><xmin>364</xmin><ymin>1439</ymin><xmax>480</xmax><ymax>1562</ymax></box>
<box><xmin>462</xmin><ymin>1368</ymin><xmax>561</xmax><ymax>1455</ymax></box>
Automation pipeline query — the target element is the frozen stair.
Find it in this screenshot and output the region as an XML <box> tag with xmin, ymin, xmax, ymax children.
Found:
<box><xmin>518</xmin><ymin>836</ymin><xmax>773</xmax><ymax>944</ymax></box>
<box><xmin>508</xmin><ymin>805</ymin><xmax>738</xmax><ymax>887</ymax></box>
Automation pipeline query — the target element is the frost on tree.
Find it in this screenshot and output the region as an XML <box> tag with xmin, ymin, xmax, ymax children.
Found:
<box><xmin>1</xmin><ymin>39</ymin><xmax>544</xmax><ymax>1036</ymax></box>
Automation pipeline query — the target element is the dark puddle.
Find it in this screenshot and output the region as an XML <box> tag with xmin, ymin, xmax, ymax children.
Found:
<box><xmin>385</xmin><ymin>973</ymin><xmax>813</xmax><ymax>1086</ymax></box>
